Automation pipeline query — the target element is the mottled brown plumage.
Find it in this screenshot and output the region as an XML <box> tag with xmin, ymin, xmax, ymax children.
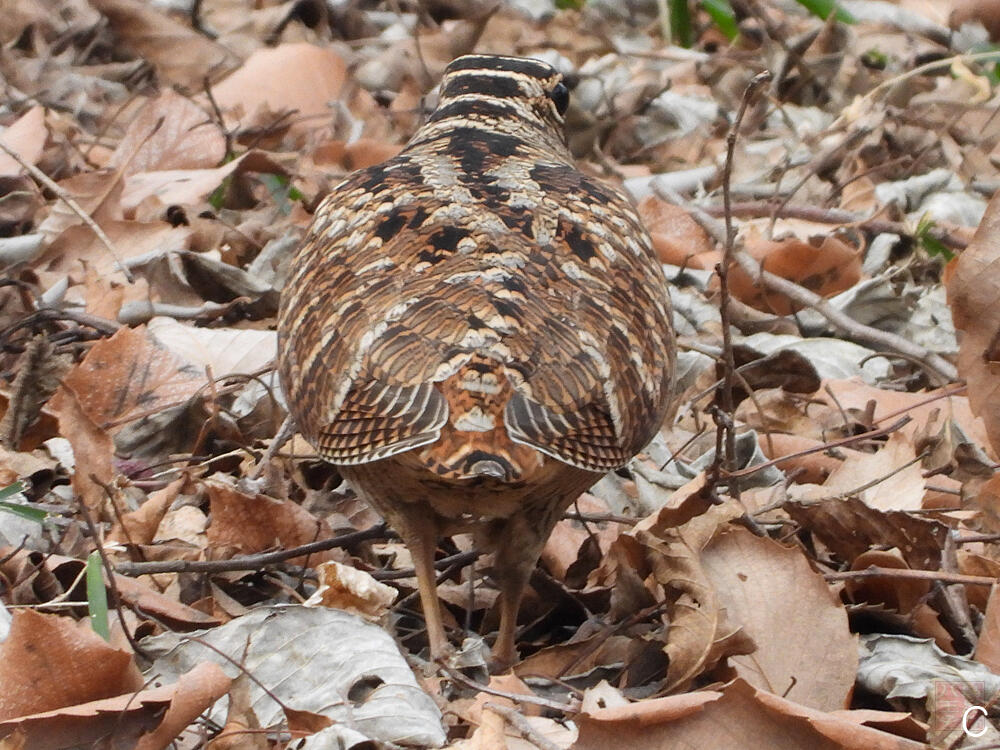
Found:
<box><xmin>277</xmin><ymin>54</ymin><xmax>675</xmax><ymax>667</ymax></box>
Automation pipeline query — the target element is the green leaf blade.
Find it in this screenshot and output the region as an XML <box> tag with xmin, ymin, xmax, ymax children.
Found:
<box><xmin>86</xmin><ymin>552</ymin><xmax>110</xmax><ymax>641</ymax></box>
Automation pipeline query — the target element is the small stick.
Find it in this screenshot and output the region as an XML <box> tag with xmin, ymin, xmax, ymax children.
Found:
<box><xmin>825</xmin><ymin>566</ymin><xmax>996</xmax><ymax>587</ymax></box>
<box><xmin>0</xmin><ymin>141</ymin><xmax>134</xmax><ymax>283</ymax></box>
<box><xmin>709</xmin><ymin>69</ymin><xmax>773</xmax><ymax>502</ymax></box>
<box><xmin>438</xmin><ymin>663</ymin><xmax>575</xmax><ymax>713</ymax></box>
<box><xmin>114</xmin><ymin>524</ymin><xmax>388</xmax><ymax>576</ymax></box>
<box><xmin>703</xmin><ymin>201</ymin><xmax>967</xmax><ymax>251</ymax></box>
<box><xmin>734</xmin><ymin>415</ymin><xmax>911</xmax><ymax>481</ymax></box>
<box><xmin>247</xmin><ymin>413</ymin><xmax>294</xmax><ymax>480</ymax></box>
<box><xmin>483</xmin><ymin>702</ymin><xmax>564</xmax><ymax>750</ymax></box>
<box><xmin>731</xmin><ymin>250</ymin><xmax>957</xmax><ymax>382</ymax></box>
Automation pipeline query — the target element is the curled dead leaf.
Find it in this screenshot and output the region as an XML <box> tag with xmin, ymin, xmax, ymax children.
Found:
<box><xmin>947</xmin><ymin>189</ymin><xmax>1000</xmax><ymax>457</ymax></box>
<box><xmin>730</xmin><ymin>231</ymin><xmax>862</xmax><ymax>315</ymax></box>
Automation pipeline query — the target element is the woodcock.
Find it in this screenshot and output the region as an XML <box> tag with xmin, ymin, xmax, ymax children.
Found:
<box><xmin>277</xmin><ymin>54</ymin><xmax>675</xmax><ymax>668</ymax></box>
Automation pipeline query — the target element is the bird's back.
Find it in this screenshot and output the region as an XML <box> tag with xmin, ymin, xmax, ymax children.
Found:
<box><xmin>278</xmin><ymin>55</ymin><xmax>674</xmax><ymax>490</ymax></box>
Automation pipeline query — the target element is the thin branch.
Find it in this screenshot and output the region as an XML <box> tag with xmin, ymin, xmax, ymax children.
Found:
<box><xmin>732</xmin><ymin>410</ymin><xmax>911</xmax><ymax>483</ymax></box>
<box><xmin>702</xmin><ymin>201</ymin><xmax>968</xmax><ymax>251</ymax></box>
<box><xmin>439</xmin><ymin>663</ymin><xmax>575</xmax><ymax>713</ymax></box>
<box><xmin>730</xmin><ymin>249</ymin><xmax>957</xmax><ymax>382</ymax></box>
<box><xmin>957</xmin><ymin>533</ymin><xmax>1000</xmax><ymax>545</ymax></box>
<box><xmin>0</xmin><ymin>141</ymin><xmax>134</xmax><ymax>283</ymax></box>
<box><xmin>483</xmin><ymin>703</ymin><xmax>564</xmax><ymax>750</ymax></box>
<box><xmin>114</xmin><ymin>524</ymin><xmax>388</xmax><ymax>576</ymax></box>
<box><xmin>377</xmin><ymin>550</ymin><xmax>478</xmax><ymax>582</ymax></box>
<box><xmin>708</xmin><ymin>69</ymin><xmax>773</xmax><ymax>502</ymax></box>
<box><xmin>825</xmin><ymin>566</ymin><xmax>996</xmax><ymax>587</ymax></box>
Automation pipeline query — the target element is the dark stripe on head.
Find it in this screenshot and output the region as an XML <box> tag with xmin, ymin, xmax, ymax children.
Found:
<box><xmin>441</xmin><ymin>73</ymin><xmax>525</xmax><ymax>100</ymax></box>
<box><xmin>428</xmin><ymin>97</ymin><xmax>519</xmax><ymax>124</ymax></box>
<box><xmin>445</xmin><ymin>55</ymin><xmax>555</xmax><ymax>80</ymax></box>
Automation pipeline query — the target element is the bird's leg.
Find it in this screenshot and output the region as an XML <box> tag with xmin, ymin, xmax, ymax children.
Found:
<box><xmin>491</xmin><ymin>559</ymin><xmax>533</xmax><ymax>671</ymax></box>
<box><xmin>487</xmin><ymin>488</ymin><xmax>590</xmax><ymax>671</ymax></box>
<box><xmin>398</xmin><ymin>511</ymin><xmax>450</xmax><ymax>661</ymax></box>
<box><xmin>487</xmin><ymin>510</ymin><xmax>552</xmax><ymax>671</ymax></box>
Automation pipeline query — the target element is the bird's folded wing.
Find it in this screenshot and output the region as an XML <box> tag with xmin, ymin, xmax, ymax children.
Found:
<box><xmin>315</xmin><ymin>380</ymin><xmax>448</xmax><ymax>463</ymax></box>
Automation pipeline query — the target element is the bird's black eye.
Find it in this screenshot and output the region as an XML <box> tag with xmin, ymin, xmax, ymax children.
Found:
<box><xmin>549</xmin><ymin>80</ymin><xmax>569</xmax><ymax>116</ymax></box>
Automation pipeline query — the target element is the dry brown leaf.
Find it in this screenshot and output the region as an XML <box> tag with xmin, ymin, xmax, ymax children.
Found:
<box><xmin>541</xmin><ymin>493</ymin><xmax>617</xmax><ymax>582</ymax></box>
<box><xmin>701</xmin><ymin>528</ymin><xmax>857</xmax><ymax>711</ymax></box>
<box><xmin>573</xmin><ymin>681</ymin><xmax>833</xmax><ymax>750</ymax></box>
<box><xmin>783</xmin><ymin>496</ymin><xmax>948</xmax><ymax>570</ymax></box>
<box><xmin>88</xmin><ymin>0</ymin><xmax>238</xmax><ymax>90</ymax></box>
<box><xmin>514</xmin><ymin>635</ymin><xmax>634</xmax><ymax>681</ymax></box>
<box><xmin>205</xmin><ymin>478</ymin><xmax>336</xmax><ymax>565</ymax></box>
<box><xmin>145</xmin><ymin>317</ymin><xmax>277</xmax><ymax>381</ymax></box>
<box><xmin>109</xmin><ymin>89</ymin><xmax>226</xmax><ymax>176</ymax></box>
<box><xmin>38</xmin><ymin>169</ymin><xmax>124</xmax><ymax>240</ymax></box>
<box><xmin>83</xmin><ymin>267</ymin><xmax>151</xmax><ymax>321</ymax></box>
<box><xmin>846</xmin><ymin>549</ymin><xmax>931</xmax><ymax>615</ymax></box>
<box><xmin>0</xmin><ymin>661</ymin><xmax>229</xmax><ymax>750</ymax></box>
<box><xmin>0</xmin><ymin>106</ymin><xmax>47</xmax><ymax>176</ymax></box>
<box><xmin>134</xmin><ymin>663</ymin><xmax>232</xmax><ymax>750</ymax></box>
<box><xmin>343</xmin><ymin>139</ymin><xmax>404</xmax><ymax>170</ymax></box>
<box><xmin>304</xmin><ymin>560</ymin><xmax>396</xmax><ymax>619</ymax></box>
<box><xmin>0</xmin><ymin>609</ymin><xmax>143</xmax><ymax>721</ymax></box>
<box><xmin>59</xmin><ymin>325</ymin><xmax>204</xmax><ymax>434</ymax></box>
<box><xmin>974</xmin><ymin>584</ymin><xmax>1000</xmax><ymax>673</ymax></box>
<box><xmin>109</xmin><ymin>475</ymin><xmax>187</xmax><ymax>545</ymax></box>
<box><xmin>205</xmin><ymin>675</ymin><xmax>266</xmax><ymax>750</ymax></box>
<box><xmin>112</xmin><ymin>573</ymin><xmax>222</xmax><ymax>630</ymax></box>
<box><xmin>756</xmin><ymin>432</ymin><xmax>866</xmax><ymax>484</ymax></box>
<box><xmin>48</xmin><ymin>384</ymin><xmax>114</xmax><ymax>512</ymax></box>
<box><xmin>730</xmin><ymin>231</ymin><xmax>862</xmax><ymax>315</ymax></box>
<box><xmin>947</xmin><ymin>189</ymin><xmax>1000</xmax><ymax>457</ymax></box>
<box><xmin>121</xmin><ymin>150</ymin><xmax>287</xmax><ymax>214</ymax></box>
<box><xmin>210</xmin><ymin>43</ymin><xmax>363</xmax><ymax>136</ymax></box>
<box><xmin>636</xmin><ymin>196</ymin><xmax>715</xmax><ymax>266</ymax></box>
<box><xmin>629</xmin><ymin>500</ymin><xmax>750</xmax><ymax>691</ymax></box>
<box><xmin>0</xmin><ymin>548</ymin><xmax>220</xmax><ymax>630</ymax></box>
<box><xmin>821</xmin><ymin>432</ymin><xmax>926</xmax><ymax>511</ymax></box>
<box><xmin>41</xmin><ymin>220</ymin><xmax>193</xmax><ymax>278</ymax></box>
<box><xmin>573</xmin><ymin>679</ymin><xmax>925</xmax><ymax>750</ymax></box>
<box><xmin>822</xmin><ymin>378</ymin><xmax>991</xmax><ymax>457</ymax></box>
<box><xmin>971</xmin><ymin>473</ymin><xmax>1000</xmax><ymax>533</ymax></box>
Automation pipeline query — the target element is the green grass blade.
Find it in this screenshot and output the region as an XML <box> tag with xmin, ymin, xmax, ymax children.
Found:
<box><xmin>0</xmin><ymin>481</ymin><xmax>46</xmax><ymax>523</ymax></box>
<box><xmin>0</xmin><ymin>480</ymin><xmax>26</xmax><ymax>501</ymax></box>
<box><xmin>0</xmin><ymin>501</ymin><xmax>47</xmax><ymax>523</ymax></box>
<box><xmin>794</xmin><ymin>0</ymin><xmax>854</xmax><ymax>23</ymax></box>
<box><xmin>86</xmin><ymin>552</ymin><xmax>110</xmax><ymax>641</ymax></box>
<box><xmin>669</xmin><ymin>0</ymin><xmax>694</xmax><ymax>47</ymax></box>
<box><xmin>702</xmin><ymin>0</ymin><xmax>739</xmax><ymax>40</ymax></box>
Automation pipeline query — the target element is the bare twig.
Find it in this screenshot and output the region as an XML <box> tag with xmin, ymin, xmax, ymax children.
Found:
<box><xmin>483</xmin><ymin>703</ymin><xmax>564</xmax><ymax>750</ymax></box>
<box><xmin>439</xmin><ymin>663</ymin><xmax>575</xmax><ymax>713</ymax></box>
<box><xmin>703</xmin><ymin>201</ymin><xmax>968</xmax><ymax>251</ymax></box>
<box><xmin>247</xmin><ymin>413</ymin><xmax>294</xmax><ymax>481</ymax></box>
<box><xmin>833</xmin><ymin>50</ymin><xmax>1000</xmax><ymax>130</ymax></box>
<box><xmin>956</xmin><ymin>533</ymin><xmax>1000</xmax><ymax>545</ymax></box>
<box><xmin>730</xmin><ymin>250</ymin><xmax>957</xmax><ymax>382</ymax></box>
<box><xmin>377</xmin><ymin>550</ymin><xmax>479</xmax><ymax>582</ymax></box>
<box><xmin>707</xmin><ymin>70</ymin><xmax>773</xmax><ymax>501</ymax></box>
<box><xmin>825</xmin><ymin>567</ymin><xmax>996</xmax><ymax>587</ymax></box>
<box><xmin>0</xmin><ymin>141</ymin><xmax>134</xmax><ymax>283</ymax></box>
<box><xmin>737</xmin><ymin>416</ymin><xmax>911</xmax><ymax>482</ymax></box>
<box><xmin>114</xmin><ymin>524</ymin><xmax>389</xmax><ymax>576</ymax></box>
